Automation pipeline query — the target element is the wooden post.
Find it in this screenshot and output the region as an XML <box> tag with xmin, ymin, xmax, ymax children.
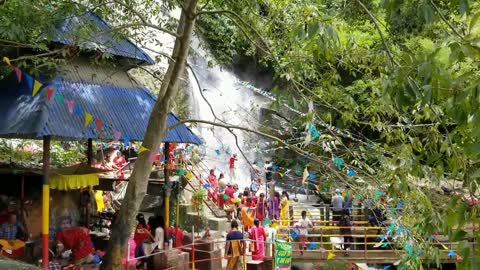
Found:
<box><xmin>364</xmin><ymin>227</ymin><xmax>367</xmax><ymax>259</ymax></box>
<box><xmin>165</xmin><ymin>188</ymin><xmax>171</xmax><ymax>230</ymax></box>
<box><xmin>41</xmin><ymin>136</ymin><xmax>51</xmax><ymax>269</ymax></box>
<box><xmin>87</xmin><ymin>138</ymin><xmax>93</xmax><ymax>165</ymax></box>
<box><xmin>192</xmin><ymin>226</ymin><xmax>195</xmax><ymax>270</ymax></box>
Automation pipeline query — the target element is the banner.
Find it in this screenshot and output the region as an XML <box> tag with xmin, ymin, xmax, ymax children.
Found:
<box><xmin>275</xmin><ymin>240</ymin><xmax>292</xmax><ymax>270</ymax></box>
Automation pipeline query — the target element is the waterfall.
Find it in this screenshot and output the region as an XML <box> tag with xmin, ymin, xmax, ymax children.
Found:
<box><xmin>187</xmin><ymin>37</ymin><xmax>273</xmax><ymax>189</ymax></box>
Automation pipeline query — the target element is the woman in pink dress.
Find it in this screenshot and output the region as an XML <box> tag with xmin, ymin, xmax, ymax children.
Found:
<box><xmin>207</xmin><ymin>169</ymin><xmax>218</xmax><ymax>204</ymax></box>
<box><xmin>123</xmin><ymin>233</ymin><xmax>137</xmax><ymax>269</ymax></box>
<box><xmin>249</xmin><ymin>219</ymin><xmax>266</xmax><ymax>260</ymax></box>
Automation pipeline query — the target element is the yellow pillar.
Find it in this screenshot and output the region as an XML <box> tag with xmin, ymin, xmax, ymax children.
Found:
<box><xmin>41</xmin><ymin>136</ymin><xmax>51</xmax><ymax>269</ymax></box>
<box><xmin>165</xmin><ymin>196</ymin><xmax>170</xmax><ymax>229</ymax></box>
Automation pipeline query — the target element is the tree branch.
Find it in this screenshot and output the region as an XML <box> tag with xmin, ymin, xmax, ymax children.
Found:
<box><xmin>9</xmin><ymin>49</ymin><xmax>65</xmax><ymax>63</ymax></box>
<box><xmin>429</xmin><ymin>0</ymin><xmax>464</xmax><ymax>40</ymax></box>
<box><xmin>112</xmin><ymin>0</ymin><xmax>181</xmax><ymax>38</ymax></box>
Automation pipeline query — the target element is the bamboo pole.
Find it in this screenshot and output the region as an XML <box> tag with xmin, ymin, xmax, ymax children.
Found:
<box><xmin>41</xmin><ymin>136</ymin><xmax>51</xmax><ymax>269</ymax></box>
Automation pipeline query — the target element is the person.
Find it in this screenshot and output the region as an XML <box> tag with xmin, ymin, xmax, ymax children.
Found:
<box><xmin>344</xmin><ymin>186</ymin><xmax>354</xmax><ymax>215</ymax></box>
<box><xmin>240</xmin><ymin>198</ymin><xmax>255</xmax><ymax>231</ymax></box>
<box><xmin>339</xmin><ymin>210</ymin><xmax>353</xmax><ymax>251</ymax></box>
<box><xmin>123</xmin><ymin>231</ymin><xmax>137</xmax><ymax>270</ymax></box>
<box><xmin>151</xmin><ymin>216</ymin><xmax>165</xmax><ymax>251</ymax></box>
<box><xmin>280</xmin><ymin>191</ymin><xmax>290</xmax><ymax>226</ymax></box>
<box><xmin>331</xmin><ymin>189</ymin><xmax>344</xmax><ymax>222</ymax></box>
<box><xmin>218</xmin><ymin>174</ymin><xmax>227</xmax><ymax>208</ymax></box>
<box><xmin>133</xmin><ymin>213</ymin><xmax>153</xmax><ymax>265</ymax></box>
<box><xmin>256</xmin><ymin>193</ymin><xmax>267</xmax><ymax>223</ymax></box>
<box><xmin>249</xmin><ymin>219</ymin><xmax>266</xmax><ymax>260</ymax></box>
<box><xmin>0</xmin><ymin>213</ymin><xmax>26</xmax><ymax>258</ymax></box>
<box><xmin>56</xmin><ymin>217</ymin><xmax>95</xmax><ymax>265</ymax></box>
<box><xmin>112</xmin><ymin>151</ymin><xmax>126</xmax><ymax>169</ymax></box>
<box><xmin>207</xmin><ymin>169</ymin><xmax>218</xmax><ymax>203</ymax></box>
<box><xmin>229</xmin><ymin>154</ymin><xmax>238</xmax><ymax>182</ymax></box>
<box><xmin>268</xmin><ymin>192</ymin><xmax>280</xmax><ymax>220</ymax></box>
<box><xmin>295</xmin><ymin>210</ymin><xmax>313</xmax><ymax>254</ymax></box>
<box><xmin>225</xmin><ymin>220</ymin><xmax>244</xmax><ymax>270</ymax></box>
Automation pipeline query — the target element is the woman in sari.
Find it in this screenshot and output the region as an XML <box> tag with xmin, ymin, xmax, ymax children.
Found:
<box><xmin>240</xmin><ymin>198</ymin><xmax>255</xmax><ymax>231</ymax></box>
<box><xmin>249</xmin><ymin>219</ymin><xmax>266</xmax><ymax>260</ymax></box>
<box><xmin>268</xmin><ymin>192</ymin><xmax>280</xmax><ymax>220</ymax></box>
<box><xmin>280</xmin><ymin>191</ymin><xmax>290</xmax><ymax>226</ymax></box>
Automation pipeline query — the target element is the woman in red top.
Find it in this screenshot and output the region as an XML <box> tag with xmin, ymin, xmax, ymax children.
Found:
<box><xmin>134</xmin><ymin>213</ymin><xmax>153</xmax><ymax>265</ymax></box>
<box><xmin>56</xmin><ymin>218</ymin><xmax>95</xmax><ymax>265</ymax></box>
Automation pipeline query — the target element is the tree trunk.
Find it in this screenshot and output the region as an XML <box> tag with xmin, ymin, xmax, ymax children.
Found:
<box><xmin>100</xmin><ymin>0</ymin><xmax>198</xmax><ymax>268</ymax></box>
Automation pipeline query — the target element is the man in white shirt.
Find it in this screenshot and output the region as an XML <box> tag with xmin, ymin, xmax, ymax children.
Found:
<box><xmin>294</xmin><ymin>210</ymin><xmax>313</xmax><ymax>254</ymax></box>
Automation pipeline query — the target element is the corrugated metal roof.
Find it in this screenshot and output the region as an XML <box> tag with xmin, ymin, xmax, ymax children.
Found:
<box><xmin>0</xmin><ymin>73</ymin><xmax>202</xmax><ymax>144</ymax></box>
<box><xmin>52</xmin><ymin>12</ymin><xmax>155</xmax><ymax>65</ymax></box>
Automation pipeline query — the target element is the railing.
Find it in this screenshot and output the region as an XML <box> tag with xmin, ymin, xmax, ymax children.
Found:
<box><xmin>124</xmin><ymin>236</ymin><xmax>464</xmax><ymax>270</ymax></box>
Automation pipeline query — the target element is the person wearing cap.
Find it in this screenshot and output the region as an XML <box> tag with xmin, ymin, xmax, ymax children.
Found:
<box><xmin>331</xmin><ymin>189</ymin><xmax>344</xmax><ymax>223</ymax></box>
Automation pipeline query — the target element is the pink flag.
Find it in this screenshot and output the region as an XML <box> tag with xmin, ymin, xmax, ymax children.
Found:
<box><xmin>149</xmin><ymin>152</ymin><xmax>158</xmax><ymax>162</ymax></box>
<box><xmin>113</xmin><ymin>130</ymin><xmax>121</xmax><ymax>140</ymax></box>
<box><xmin>95</xmin><ymin>118</ymin><xmax>102</xmax><ymax>131</ymax></box>
<box><xmin>67</xmin><ymin>100</ymin><xmax>74</xmax><ymax>114</ymax></box>
<box><xmin>46</xmin><ymin>88</ymin><xmax>54</xmax><ymax>101</ymax></box>
<box><xmin>14</xmin><ymin>67</ymin><xmax>21</xmax><ymax>82</ymax></box>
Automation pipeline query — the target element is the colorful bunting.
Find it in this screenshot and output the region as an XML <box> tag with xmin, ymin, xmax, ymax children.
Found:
<box><xmin>113</xmin><ymin>130</ymin><xmax>121</xmax><ymax>140</ymax></box>
<box><xmin>309</xmin><ymin>173</ymin><xmax>316</xmax><ymax>180</ymax></box>
<box><xmin>375</xmin><ymin>190</ymin><xmax>384</xmax><ymax>198</ymax></box>
<box><xmin>203</xmin><ymin>183</ymin><xmax>210</xmax><ymax>189</ymax></box>
<box><xmin>74</xmin><ymin>104</ymin><xmax>83</xmax><ymax>115</ymax></box>
<box><xmin>14</xmin><ymin>67</ymin><xmax>21</xmax><ymax>82</ymax></box>
<box><xmin>2</xmin><ymin>56</ymin><xmax>11</xmax><ymax>66</ymax></box>
<box><xmin>264</xmin><ymin>217</ymin><xmax>271</xmax><ymax>226</ymax></box>
<box><xmin>334</xmin><ymin>156</ymin><xmax>343</xmax><ymax>169</ymax></box>
<box><xmin>347</xmin><ymin>169</ymin><xmax>357</xmax><ymax>176</ymax></box>
<box><xmin>46</xmin><ymin>88</ymin><xmax>54</xmax><ymax>101</ymax></box>
<box><xmin>55</xmin><ymin>92</ymin><xmax>64</xmax><ymax>104</ymax></box>
<box><xmin>148</xmin><ymin>152</ymin><xmax>157</xmax><ymax>162</ymax></box>
<box><xmin>383</xmin><ymin>265</ymin><xmax>391</xmax><ymax>270</ymax></box>
<box><xmin>405</xmin><ymin>244</ymin><xmax>413</xmax><ymax>254</ymax></box>
<box><xmin>178</xmin><ymin>168</ymin><xmax>185</xmax><ymax>176</ymax></box>
<box><xmin>257</xmin><ymin>161</ymin><xmax>264</xmax><ymax>167</ymax></box>
<box><xmin>123</xmin><ymin>135</ymin><xmax>130</xmax><ymax>144</ymax></box>
<box><xmin>32</xmin><ymin>80</ymin><xmax>42</xmax><ymax>96</ymax></box>
<box><xmin>138</xmin><ymin>146</ymin><xmax>149</xmax><ymax>154</ymax></box>
<box><xmin>290</xmin><ymin>231</ymin><xmax>298</xmax><ymax>239</ymax></box>
<box><xmin>84</xmin><ymin>112</ymin><xmax>93</xmax><ymax>127</ymax></box>
<box><xmin>327</xmin><ymin>252</ymin><xmax>335</xmax><ymax>260</ymax></box>
<box><xmin>447</xmin><ymin>250</ymin><xmax>455</xmax><ymax>257</ymax></box>
<box><xmin>223</xmin><ymin>194</ymin><xmax>229</xmax><ymax>200</ymax></box>
<box><xmin>67</xmin><ymin>100</ymin><xmax>74</xmax><ymax>114</ymax></box>
<box><xmin>308</xmin><ymin>242</ymin><xmax>317</xmax><ymax>249</ymax></box>
<box><xmin>25</xmin><ymin>74</ymin><xmax>33</xmax><ymax>91</ymax></box>
<box><xmin>214</xmin><ymin>149</ymin><xmax>221</xmax><ymax>156</ymax></box>
<box><xmin>185</xmin><ymin>172</ymin><xmax>193</xmax><ymax>180</ymax></box>
<box><xmin>95</xmin><ymin>118</ymin><xmax>103</xmax><ymax>131</ymax></box>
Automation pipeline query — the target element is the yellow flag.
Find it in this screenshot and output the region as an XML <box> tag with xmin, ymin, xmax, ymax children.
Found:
<box><xmin>185</xmin><ymin>172</ymin><xmax>193</xmax><ymax>180</ymax></box>
<box><xmin>327</xmin><ymin>251</ymin><xmax>335</xmax><ymax>260</ymax></box>
<box><xmin>3</xmin><ymin>57</ymin><xmax>11</xmax><ymax>66</ymax></box>
<box><xmin>3</xmin><ymin>56</ymin><xmax>12</xmax><ymax>66</ymax></box>
<box><xmin>32</xmin><ymin>80</ymin><xmax>42</xmax><ymax>96</ymax></box>
<box><xmin>84</xmin><ymin>112</ymin><xmax>93</xmax><ymax>127</ymax></box>
<box><xmin>138</xmin><ymin>146</ymin><xmax>149</xmax><ymax>154</ymax></box>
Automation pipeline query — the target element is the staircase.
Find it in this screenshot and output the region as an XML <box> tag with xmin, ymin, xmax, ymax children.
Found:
<box><xmin>180</xmin><ymin>160</ymin><xmax>229</xmax><ymax>234</ymax></box>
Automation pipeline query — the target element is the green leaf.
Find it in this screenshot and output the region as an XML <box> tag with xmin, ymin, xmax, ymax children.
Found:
<box><xmin>469</xmin><ymin>11</ymin><xmax>480</xmax><ymax>31</ymax></box>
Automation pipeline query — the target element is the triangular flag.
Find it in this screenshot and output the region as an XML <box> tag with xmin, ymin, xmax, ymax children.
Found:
<box><xmin>46</xmin><ymin>88</ymin><xmax>54</xmax><ymax>101</ymax></box>
<box><xmin>84</xmin><ymin>112</ymin><xmax>93</xmax><ymax>127</ymax></box>
<box><xmin>74</xmin><ymin>105</ymin><xmax>83</xmax><ymax>116</ymax></box>
<box><xmin>55</xmin><ymin>92</ymin><xmax>64</xmax><ymax>104</ymax></box>
<box><xmin>327</xmin><ymin>251</ymin><xmax>335</xmax><ymax>260</ymax></box>
<box><xmin>95</xmin><ymin>118</ymin><xmax>102</xmax><ymax>131</ymax></box>
<box><xmin>178</xmin><ymin>168</ymin><xmax>185</xmax><ymax>176</ymax></box>
<box><xmin>66</xmin><ymin>100</ymin><xmax>74</xmax><ymax>113</ymax></box>
<box><xmin>2</xmin><ymin>57</ymin><xmax>11</xmax><ymax>66</ymax></box>
<box><xmin>138</xmin><ymin>146</ymin><xmax>148</xmax><ymax>154</ymax></box>
<box><xmin>149</xmin><ymin>152</ymin><xmax>157</xmax><ymax>162</ymax></box>
<box><xmin>185</xmin><ymin>172</ymin><xmax>193</xmax><ymax>180</ymax></box>
<box><xmin>319</xmin><ymin>247</ymin><xmax>326</xmax><ymax>254</ymax></box>
<box><xmin>113</xmin><ymin>130</ymin><xmax>121</xmax><ymax>140</ymax></box>
<box><xmin>32</xmin><ymin>80</ymin><xmax>42</xmax><ymax>96</ymax></box>
<box><xmin>25</xmin><ymin>75</ymin><xmax>33</xmax><ymax>91</ymax></box>
<box><xmin>14</xmin><ymin>67</ymin><xmax>21</xmax><ymax>82</ymax></box>
<box><xmin>302</xmin><ymin>167</ymin><xmax>309</xmax><ymax>182</ymax></box>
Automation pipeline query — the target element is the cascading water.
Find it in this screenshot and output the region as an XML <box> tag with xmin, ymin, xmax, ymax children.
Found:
<box><xmin>187</xmin><ymin>37</ymin><xmax>273</xmax><ymax>190</ymax></box>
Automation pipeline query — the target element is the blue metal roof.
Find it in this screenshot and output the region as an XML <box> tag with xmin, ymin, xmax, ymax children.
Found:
<box><xmin>52</xmin><ymin>12</ymin><xmax>155</xmax><ymax>65</ymax></box>
<box><xmin>0</xmin><ymin>73</ymin><xmax>202</xmax><ymax>144</ymax></box>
